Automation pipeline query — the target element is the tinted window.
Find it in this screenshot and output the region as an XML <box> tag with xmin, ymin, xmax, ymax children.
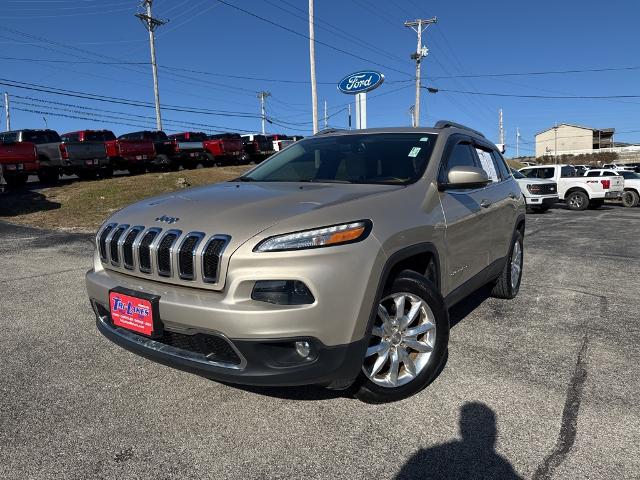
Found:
<box><xmin>84</xmin><ymin>131</ymin><xmax>114</xmax><ymax>141</ymax></box>
<box><xmin>620</xmin><ymin>171</ymin><xmax>640</xmax><ymax>179</ymax></box>
<box><xmin>491</xmin><ymin>151</ymin><xmax>511</xmax><ymax>179</ymax></box>
<box><xmin>586</xmin><ymin>171</ymin><xmax>600</xmax><ymax>177</ymax></box>
<box><xmin>447</xmin><ymin>142</ymin><xmax>477</xmax><ymax>170</ymax></box>
<box><xmin>22</xmin><ymin>130</ymin><xmax>58</xmax><ymax>144</ymax></box>
<box><xmin>0</xmin><ymin>132</ymin><xmax>18</xmax><ymax>143</ymax></box>
<box><xmin>560</xmin><ymin>166</ymin><xmax>577</xmax><ymax>178</ymax></box>
<box><xmin>511</xmin><ymin>168</ymin><xmax>525</xmax><ymax>179</ymax></box>
<box><xmin>242</xmin><ymin>133</ymin><xmax>437</xmax><ymax>185</ymax></box>
<box><xmin>520</xmin><ymin>168</ymin><xmax>537</xmax><ymax>178</ymax></box>
<box><xmin>170</xmin><ymin>134</ymin><xmax>187</xmax><ymax>141</ymax></box>
<box><xmin>61</xmin><ymin>133</ymin><xmax>80</xmax><ymax>143</ymax></box>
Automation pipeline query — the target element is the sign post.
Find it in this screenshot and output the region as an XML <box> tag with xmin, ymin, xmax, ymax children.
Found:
<box><xmin>337</xmin><ymin>70</ymin><xmax>384</xmax><ymax>130</ymax></box>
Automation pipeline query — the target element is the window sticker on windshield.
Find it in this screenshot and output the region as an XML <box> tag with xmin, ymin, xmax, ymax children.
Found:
<box><xmin>408</xmin><ymin>147</ymin><xmax>421</xmax><ymax>157</ymax></box>
<box><xmin>419</xmin><ymin>137</ymin><xmax>430</xmax><ymax>142</ymax></box>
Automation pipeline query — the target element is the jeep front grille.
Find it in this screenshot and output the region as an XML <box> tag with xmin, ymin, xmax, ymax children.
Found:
<box><xmin>96</xmin><ymin>224</ymin><xmax>230</xmax><ymax>289</ymax></box>
<box><xmin>157</xmin><ymin>231</ymin><xmax>180</xmax><ymax>277</ymax></box>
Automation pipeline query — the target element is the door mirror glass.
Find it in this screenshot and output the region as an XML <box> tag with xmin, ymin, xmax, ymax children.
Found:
<box><xmin>442</xmin><ymin>166</ymin><xmax>491</xmax><ymax>189</ymax></box>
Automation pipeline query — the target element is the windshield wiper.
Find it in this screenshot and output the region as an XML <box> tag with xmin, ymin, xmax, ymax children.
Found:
<box><xmin>232</xmin><ymin>176</ymin><xmax>255</xmax><ymax>182</ymax></box>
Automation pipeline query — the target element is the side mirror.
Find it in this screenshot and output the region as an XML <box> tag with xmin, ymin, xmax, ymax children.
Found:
<box><xmin>440</xmin><ymin>166</ymin><xmax>491</xmax><ymax>190</ymax></box>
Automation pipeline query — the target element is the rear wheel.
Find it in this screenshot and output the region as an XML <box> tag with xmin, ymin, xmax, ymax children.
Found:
<box><xmin>566</xmin><ymin>191</ymin><xmax>589</xmax><ymax>211</ymax></box>
<box><xmin>100</xmin><ymin>166</ymin><xmax>114</xmax><ymax>179</ymax></box>
<box><xmin>354</xmin><ymin>270</ymin><xmax>449</xmax><ymax>403</ymax></box>
<box><xmin>4</xmin><ymin>174</ymin><xmax>28</xmax><ymax>188</ymax></box>
<box><xmin>37</xmin><ymin>166</ymin><xmax>59</xmax><ymax>185</ymax></box>
<box><xmin>622</xmin><ymin>190</ymin><xmax>639</xmax><ymax>208</ymax></box>
<box><xmin>491</xmin><ymin>229</ymin><xmax>524</xmax><ymax>299</ymax></box>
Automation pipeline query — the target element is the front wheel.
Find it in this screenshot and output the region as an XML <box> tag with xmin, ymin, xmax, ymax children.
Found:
<box><xmin>354</xmin><ymin>270</ymin><xmax>449</xmax><ymax>403</ymax></box>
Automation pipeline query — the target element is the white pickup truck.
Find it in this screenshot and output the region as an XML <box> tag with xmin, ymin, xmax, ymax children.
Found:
<box><xmin>585</xmin><ymin>169</ymin><xmax>640</xmax><ymax>207</ymax></box>
<box><xmin>519</xmin><ymin>164</ymin><xmax>624</xmax><ymax>211</ymax></box>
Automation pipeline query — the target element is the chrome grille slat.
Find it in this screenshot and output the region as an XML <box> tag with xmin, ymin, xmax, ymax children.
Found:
<box><xmin>157</xmin><ymin>230</ymin><xmax>181</xmax><ymax>277</ymax></box>
<box><xmin>178</xmin><ymin>232</ymin><xmax>205</xmax><ymax>280</ymax></box>
<box><xmin>97</xmin><ymin>223</ymin><xmax>230</xmax><ymax>289</ymax></box>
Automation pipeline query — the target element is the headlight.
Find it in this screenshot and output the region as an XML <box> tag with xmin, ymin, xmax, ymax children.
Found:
<box><xmin>254</xmin><ymin>220</ymin><xmax>372</xmax><ymax>252</ymax></box>
<box><xmin>527</xmin><ymin>184</ymin><xmax>541</xmax><ymax>194</ymax></box>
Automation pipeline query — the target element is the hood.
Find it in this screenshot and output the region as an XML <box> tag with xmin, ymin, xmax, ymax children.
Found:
<box><xmin>107</xmin><ymin>181</ymin><xmax>399</xmax><ymax>246</ymax></box>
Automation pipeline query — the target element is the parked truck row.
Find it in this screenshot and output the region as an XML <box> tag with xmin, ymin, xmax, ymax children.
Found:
<box><xmin>0</xmin><ymin>128</ymin><xmax>299</xmax><ymax>186</ymax></box>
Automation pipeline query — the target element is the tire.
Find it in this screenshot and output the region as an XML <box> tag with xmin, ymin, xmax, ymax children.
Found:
<box><xmin>491</xmin><ymin>229</ymin><xmax>524</xmax><ymax>299</ymax></box>
<box><xmin>587</xmin><ymin>199</ymin><xmax>604</xmax><ymax>209</ymax></box>
<box><xmin>566</xmin><ymin>191</ymin><xmax>589</xmax><ymax>211</ymax></box>
<box><xmin>37</xmin><ymin>167</ymin><xmax>59</xmax><ymax>185</ymax></box>
<box><xmin>4</xmin><ymin>174</ymin><xmax>28</xmax><ymax>188</ymax></box>
<box><xmin>622</xmin><ymin>190</ymin><xmax>639</xmax><ymax>208</ymax></box>
<box><xmin>100</xmin><ymin>166</ymin><xmax>114</xmax><ymax>179</ymax></box>
<box><xmin>202</xmin><ymin>153</ymin><xmax>216</xmax><ymax>168</ymax></box>
<box><xmin>128</xmin><ymin>165</ymin><xmax>146</xmax><ymax>176</ymax></box>
<box><xmin>77</xmin><ymin>170</ymin><xmax>98</xmax><ymax>181</ymax></box>
<box><xmin>354</xmin><ymin>270</ymin><xmax>449</xmax><ymax>403</ymax></box>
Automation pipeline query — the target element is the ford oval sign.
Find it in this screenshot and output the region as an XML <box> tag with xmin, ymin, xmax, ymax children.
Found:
<box><xmin>337</xmin><ymin>71</ymin><xmax>384</xmax><ymax>94</ymax></box>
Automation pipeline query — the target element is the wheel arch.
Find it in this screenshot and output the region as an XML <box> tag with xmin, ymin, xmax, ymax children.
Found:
<box><xmin>565</xmin><ymin>186</ymin><xmax>588</xmax><ymax>197</ymax></box>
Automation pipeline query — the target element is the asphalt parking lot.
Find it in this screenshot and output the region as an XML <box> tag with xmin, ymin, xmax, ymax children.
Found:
<box><xmin>1</xmin><ymin>205</ymin><xmax>639</xmax><ymax>479</ymax></box>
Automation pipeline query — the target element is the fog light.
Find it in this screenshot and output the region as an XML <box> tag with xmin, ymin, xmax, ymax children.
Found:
<box><xmin>252</xmin><ymin>280</ymin><xmax>315</xmax><ymax>305</ymax></box>
<box><xmin>295</xmin><ymin>341</ymin><xmax>311</xmax><ymax>358</ymax></box>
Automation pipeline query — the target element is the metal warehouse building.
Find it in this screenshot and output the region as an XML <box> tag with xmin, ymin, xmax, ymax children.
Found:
<box><xmin>535</xmin><ymin>124</ymin><xmax>615</xmax><ymax>157</ymax></box>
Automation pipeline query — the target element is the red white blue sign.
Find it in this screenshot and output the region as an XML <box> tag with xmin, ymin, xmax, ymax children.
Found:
<box><xmin>110</xmin><ymin>292</ymin><xmax>154</xmax><ymax>336</ymax></box>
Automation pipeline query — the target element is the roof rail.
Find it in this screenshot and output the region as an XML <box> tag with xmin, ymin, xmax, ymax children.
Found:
<box><xmin>314</xmin><ymin>128</ymin><xmax>345</xmax><ymax>136</ymax></box>
<box><xmin>433</xmin><ymin>120</ymin><xmax>485</xmax><ymax>138</ymax></box>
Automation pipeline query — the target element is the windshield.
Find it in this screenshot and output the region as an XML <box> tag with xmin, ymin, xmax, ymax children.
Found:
<box><xmin>239</xmin><ymin>133</ymin><xmax>438</xmax><ymax>185</ymax></box>
<box><xmin>619</xmin><ymin>171</ymin><xmax>640</xmax><ymax>179</ymax></box>
<box><xmin>511</xmin><ymin>168</ymin><xmax>525</xmax><ymax>179</ymax></box>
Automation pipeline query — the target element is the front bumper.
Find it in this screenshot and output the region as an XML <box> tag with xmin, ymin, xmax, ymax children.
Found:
<box><xmin>91</xmin><ymin>298</ymin><xmax>367</xmax><ymax>387</ymax></box>
<box><xmin>525</xmin><ymin>195</ymin><xmax>558</xmax><ymax>206</ymax></box>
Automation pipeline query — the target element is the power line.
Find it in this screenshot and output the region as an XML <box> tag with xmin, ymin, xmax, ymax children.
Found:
<box><xmin>425</xmin><ymin>87</ymin><xmax>640</xmax><ymax>99</ymax></box>
<box><xmin>214</xmin><ymin>0</ymin><xmax>413</xmax><ymax>78</ymax></box>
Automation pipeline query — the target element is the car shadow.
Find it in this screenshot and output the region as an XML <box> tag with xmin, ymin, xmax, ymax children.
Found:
<box><xmin>0</xmin><ymin>189</ymin><xmax>61</xmax><ymax>217</ymax></box>
<box><xmin>395</xmin><ymin>402</ymin><xmax>523</xmax><ymax>479</ymax></box>
<box><xmin>449</xmin><ymin>285</ymin><xmax>493</xmax><ymax>328</ymax></box>
<box><xmin>220</xmin><ymin>382</ymin><xmax>350</xmax><ymax>401</ymax></box>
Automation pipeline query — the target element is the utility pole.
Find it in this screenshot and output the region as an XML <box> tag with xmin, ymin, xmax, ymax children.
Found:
<box><xmin>516</xmin><ymin>127</ymin><xmax>520</xmax><ymax>158</ymax></box>
<box><xmin>554</xmin><ymin>125</ymin><xmax>558</xmax><ymax>164</ymax></box>
<box><xmin>323</xmin><ymin>100</ymin><xmax>328</xmax><ymax>129</ymax></box>
<box><xmin>257</xmin><ymin>91</ymin><xmax>271</xmax><ymax>135</ymax></box>
<box><xmin>308</xmin><ymin>0</ymin><xmax>319</xmax><ymax>134</ymax></box>
<box><xmin>136</xmin><ymin>0</ymin><xmax>166</xmax><ymax>131</ymax></box>
<box><xmin>409</xmin><ymin>105</ymin><xmax>416</xmax><ymax>128</ymax></box>
<box><xmin>498</xmin><ymin>108</ymin><xmax>505</xmax><ymax>146</ymax></box>
<box><xmin>3</xmin><ymin>92</ymin><xmax>10</xmax><ymax>131</ymax></box>
<box><xmin>347</xmin><ymin>104</ymin><xmax>352</xmax><ymax>129</ymax></box>
<box><xmin>404</xmin><ymin>17</ymin><xmax>437</xmax><ymax>127</ymax></box>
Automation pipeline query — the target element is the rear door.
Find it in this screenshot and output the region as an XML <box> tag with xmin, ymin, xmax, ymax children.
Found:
<box><xmin>438</xmin><ymin>134</ymin><xmax>494</xmax><ymax>293</ymax></box>
<box><xmin>472</xmin><ymin>142</ymin><xmax>518</xmax><ymax>263</ymax></box>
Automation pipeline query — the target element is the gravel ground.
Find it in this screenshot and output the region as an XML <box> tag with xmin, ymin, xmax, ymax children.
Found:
<box><xmin>0</xmin><ymin>204</ymin><xmax>638</xmax><ymax>479</ymax></box>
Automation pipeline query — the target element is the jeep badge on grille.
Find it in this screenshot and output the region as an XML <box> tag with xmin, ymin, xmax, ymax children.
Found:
<box><xmin>155</xmin><ymin>215</ymin><xmax>180</xmax><ymax>224</ymax></box>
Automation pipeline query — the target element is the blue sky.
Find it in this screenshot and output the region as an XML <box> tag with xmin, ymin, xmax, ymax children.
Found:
<box><xmin>2</xmin><ymin>0</ymin><xmax>640</xmax><ymax>156</ymax></box>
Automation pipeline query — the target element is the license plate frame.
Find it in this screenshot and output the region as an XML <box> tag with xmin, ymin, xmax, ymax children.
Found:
<box><xmin>108</xmin><ymin>287</ymin><xmax>163</xmax><ymax>338</ymax></box>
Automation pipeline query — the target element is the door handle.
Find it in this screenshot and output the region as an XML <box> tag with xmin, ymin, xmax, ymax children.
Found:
<box><xmin>480</xmin><ymin>199</ymin><xmax>492</xmax><ymax>208</ymax></box>
<box><xmin>508</xmin><ymin>192</ymin><xmax>518</xmax><ymax>200</ymax></box>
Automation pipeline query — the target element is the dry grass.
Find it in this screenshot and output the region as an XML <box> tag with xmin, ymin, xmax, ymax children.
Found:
<box><xmin>0</xmin><ymin>166</ymin><xmax>250</xmax><ymax>232</ymax></box>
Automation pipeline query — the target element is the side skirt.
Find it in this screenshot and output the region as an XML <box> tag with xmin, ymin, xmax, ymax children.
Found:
<box><xmin>444</xmin><ymin>256</ymin><xmax>507</xmax><ymax>309</ymax></box>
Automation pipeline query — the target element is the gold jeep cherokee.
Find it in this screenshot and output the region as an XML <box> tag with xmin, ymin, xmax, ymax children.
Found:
<box><xmin>86</xmin><ymin>121</ymin><xmax>526</xmax><ymax>402</ymax></box>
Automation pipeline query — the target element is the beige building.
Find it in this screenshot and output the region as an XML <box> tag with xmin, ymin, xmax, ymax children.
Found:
<box><xmin>535</xmin><ymin>124</ymin><xmax>614</xmax><ymax>157</ymax></box>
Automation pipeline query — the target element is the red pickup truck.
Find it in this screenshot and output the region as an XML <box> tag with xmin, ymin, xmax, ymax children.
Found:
<box><xmin>0</xmin><ymin>140</ymin><xmax>39</xmax><ymax>188</ymax></box>
<box><xmin>62</xmin><ymin>130</ymin><xmax>154</xmax><ymax>175</ymax></box>
<box><xmin>202</xmin><ymin>133</ymin><xmax>249</xmax><ymax>166</ymax></box>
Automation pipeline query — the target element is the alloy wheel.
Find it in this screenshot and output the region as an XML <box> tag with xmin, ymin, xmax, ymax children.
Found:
<box><xmin>363</xmin><ymin>292</ymin><xmax>436</xmax><ymax>388</ymax></box>
<box><xmin>510</xmin><ymin>240</ymin><xmax>523</xmax><ymax>291</ymax></box>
